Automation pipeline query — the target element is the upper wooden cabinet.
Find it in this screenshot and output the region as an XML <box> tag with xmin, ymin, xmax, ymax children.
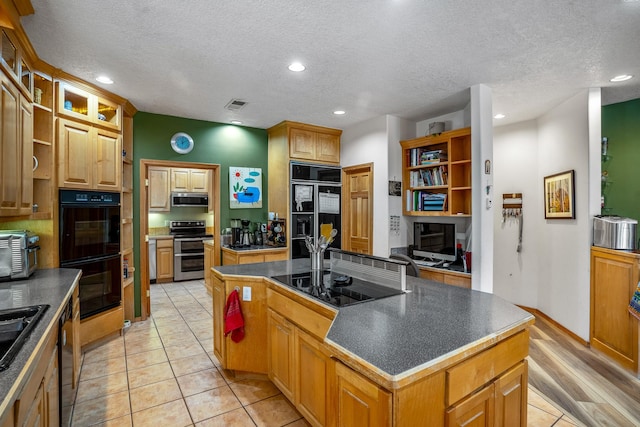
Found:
<box><xmin>148</xmin><ymin>166</ymin><xmax>171</xmax><ymax>212</ymax></box>
<box><xmin>57</xmin><ymin>82</ymin><xmax>122</xmax><ymax>131</ymax></box>
<box><xmin>58</xmin><ymin>118</ymin><xmax>121</xmax><ymax>191</ymax></box>
<box><xmin>0</xmin><ymin>71</ymin><xmax>33</xmax><ymax>216</ymax></box>
<box><xmin>170</xmin><ymin>167</ymin><xmax>209</xmax><ymax>193</ymax></box>
<box><xmin>400</xmin><ymin>127</ymin><xmax>471</xmax><ymax>216</ymax></box>
<box><xmin>269</xmin><ymin>121</ymin><xmax>342</xmax><ymax>165</ymax></box>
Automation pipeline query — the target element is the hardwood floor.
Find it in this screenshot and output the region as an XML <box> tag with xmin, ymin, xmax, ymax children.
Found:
<box><xmin>528</xmin><ymin>315</ymin><xmax>640</xmax><ymax>427</ymax></box>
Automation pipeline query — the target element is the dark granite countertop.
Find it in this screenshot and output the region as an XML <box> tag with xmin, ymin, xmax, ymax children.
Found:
<box><xmin>214</xmin><ymin>259</ymin><xmax>534</xmax><ymax>382</ymax></box>
<box><xmin>0</xmin><ymin>268</ymin><xmax>81</xmax><ymax>419</ymax></box>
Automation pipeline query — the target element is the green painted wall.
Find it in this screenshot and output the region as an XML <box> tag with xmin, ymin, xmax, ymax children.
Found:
<box><xmin>601</xmin><ymin>98</ymin><xmax>640</xmax><ymax>223</ymax></box>
<box><xmin>132</xmin><ymin>112</ymin><xmax>269</xmax><ymax>316</ymax></box>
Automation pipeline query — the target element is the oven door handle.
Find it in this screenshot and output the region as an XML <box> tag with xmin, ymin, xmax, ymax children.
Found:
<box><xmin>175</xmin><ymin>238</ymin><xmax>207</xmax><ymax>242</ymax></box>
<box><xmin>174</xmin><ymin>252</ymin><xmax>205</xmax><ymax>257</ymax></box>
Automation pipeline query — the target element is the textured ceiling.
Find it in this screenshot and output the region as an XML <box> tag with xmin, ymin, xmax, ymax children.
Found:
<box><xmin>20</xmin><ymin>0</ymin><xmax>640</xmax><ymax>130</ymax></box>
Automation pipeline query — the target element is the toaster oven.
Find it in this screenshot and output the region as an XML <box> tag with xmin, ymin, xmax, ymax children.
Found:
<box><xmin>0</xmin><ymin>230</ymin><xmax>40</xmax><ymax>280</ymax></box>
<box><xmin>593</xmin><ymin>216</ymin><xmax>637</xmax><ymax>250</ymax></box>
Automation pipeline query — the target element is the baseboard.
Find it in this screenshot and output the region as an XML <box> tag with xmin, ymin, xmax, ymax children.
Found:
<box><xmin>517</xmin><ymin>305</ymin><xmax>589</xmax><ymax>347</ymax></box>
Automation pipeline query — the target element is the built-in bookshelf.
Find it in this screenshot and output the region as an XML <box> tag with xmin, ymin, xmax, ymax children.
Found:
<box><xmin>400</xmin><ymin>127</ymin><xmax>472</xmax><ymax>216</ymax></box>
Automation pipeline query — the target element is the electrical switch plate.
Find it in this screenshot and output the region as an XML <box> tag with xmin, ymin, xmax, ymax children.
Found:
<box><xmin>242</xmin><ymin>286</ymin><xmax>252</xmax><ymax>301</ymax></box>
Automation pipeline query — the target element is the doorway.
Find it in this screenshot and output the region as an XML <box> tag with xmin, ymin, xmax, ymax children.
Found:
<box><xmin>342</xmin><ymin>163</ymin><xmax>373</xmax><ymax>254</ymax></box>
<box><xmin>139</xmin><ymin>160</ymin><xmax>221</xmax><ymax>320</ymax></box>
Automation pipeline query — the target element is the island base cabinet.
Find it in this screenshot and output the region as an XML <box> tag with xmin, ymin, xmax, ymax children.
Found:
<box><xmin>212</xmin><ymin>275</ymin><xmax>225</xmax><ymax>365</ymax></box>
<box><xmin>446</xmin><ymin>383</ymin><xmax>495</xmax><ymax>427</ymax></box>
<box><xmin>333</xmin><ymin>361</ymin><xmax>392</xmax><ymax>427</ymax></box>
<box><xmin>295</xmin><ymin>328</ymin><xmax>331</xmax><ymax>427</ymax></box>
<box><xmin>268</xmin><ymin>309</ymin><xmax>295</xmax><ymax>402</ymax></box>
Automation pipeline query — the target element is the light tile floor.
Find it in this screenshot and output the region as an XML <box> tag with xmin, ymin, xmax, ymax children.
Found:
<box><xmin>70</xmin><ymin>280</ymin><xmax>579</xmax><ymax>426</ymax></box>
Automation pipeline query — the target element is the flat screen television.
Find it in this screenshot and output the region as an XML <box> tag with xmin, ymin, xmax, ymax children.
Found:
<box><xmin>412</xmin><ymin>222</ymin><xmax>457</xmax><ymax>262</ymax></box>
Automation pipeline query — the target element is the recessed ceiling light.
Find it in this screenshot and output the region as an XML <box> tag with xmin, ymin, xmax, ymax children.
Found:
<box><xmin>96</xmin><ymin>75</ymin><xmax>113</xmax><ymax>84</ymax></box>
<box><xmin>230</xmin><ymin>120</ymin><xmax>243</xmax><ymax>125</ymax></box>
<box><xmin>288</xmin><ymin>62</ymin><xmax>306</xmax><ymax>72</ymax></box>
<box><xmin>333</xmin><ymin>110</ymin><xmax>346</xmax><ymax>115</ymax></box>
<box><xmin>493</xmin><ymin>113</ymin><xmax>506</xmax><ymax>119</ymax></box>
<box><xmin>610</xmin><ymin>74</ymin><xmax>633</xmax><ymax>82</ymax></box>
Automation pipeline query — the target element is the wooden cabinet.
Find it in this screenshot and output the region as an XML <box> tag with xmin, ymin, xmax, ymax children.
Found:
<box><xmin>121</xmin><ymin>114</ymin><xmax>135</xmax><ymax>322</ymax></box>
<box><xmin>334</xmin><ymin>361</ymin><xmax>392</xmax><ymax>427</ymax></box>
<box><xmin>400</xmin><ymin>127</ymin><xmax>471</xmax><ymax>216</ymax></box>
<box><xmin>212</xmin><ymin>274</ymin><xmax>225</xmax><ymax>365</ymax></box>
<box><xmin>156</xmin><ymin>238</ymin><xmax>174</xmax><ymax>283</ymax></box>
<box><xmin>212</xmin><ymin>274</ymin><xmax>269</xmax><ymax>373</ymax></box>
<box><xmin>14</xmin><ymin>320</ymin><xmax>60</xmax><ymax>427</ymax></box>
<box><xmin>221</xmin><ymin>246</ymin><xmax>288</xmax><ymax>265</ymax></box>
<box><xmin>0</xmin><ymin>70</ymin><xmax>33</xmax><ymax>216</ymax></box>
<box><xmin>32</xmin><ymin>71</ymin><xmax>55</xmax><ymax>220</ymax></box>
<box><xmin>590</xmin><ymin>246</ymin><xmax>640</xmax><ymax>373</ymax></box>
<box><xmin>419</xmin><ymin>267</ymin><xmax>471</xmax><ymax>289</ymax></box>
<box><xmin>204</xmin><ymin>242</ymin><xmax>213</xmax><ymax>294</ymax></box>
<box><xmin>268</xmin><ymin>309</ymin><xmax>295</xmax><ymax>401</ymax></box>
<box><xmin>58</xmin><ymin>118</ymin><xmax>121</xmax><ymax>191</ymax></box>
<box><xmin>57</xmin><ymin>82</ymin><xmax>122</xmax><ymax>131</ymax></box>
<box><xmin>148</xmin><ymin>166</ymin><xmax>171</xmax><ymax>212</ymax></box>
<box><xmin>170</xmin><ymin>167</ymin><xmax>209</xmax><ymax>193</ymax></box>
<box><xmin>295</xmin><ymin>328</ymin><xmax>331</xmax><ymax>427</ymax></box>
<box><xmin>289</xmin><ymin>125</ymin><xmax>341</xmax><ymax>164</ymax></box>
<box><xmin>446</xmin><ymin>361</ymin><xmax>527</xmax><ymax>427</ymax></box>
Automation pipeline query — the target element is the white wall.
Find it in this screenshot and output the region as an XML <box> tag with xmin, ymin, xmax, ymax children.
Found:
<box><xmin>341</xmin><ymin>116</ymin><xmax>389</xmax><ymax>256</ymax></box>
<box><xmin>493</xmin><ymin>121</ymin><xmax>540</xmax><ymax>306</ymax></box>
<box><xmin>387</xmin><ymin>115</ymin><xmax>417</xmax><ymax>250</ymax></box>
<box><xmin>493</xmin><ymin>89</ymin><xmax>596</xmax><ymax>341</ymax></box>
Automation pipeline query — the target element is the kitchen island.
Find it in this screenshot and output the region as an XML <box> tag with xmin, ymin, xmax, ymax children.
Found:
<box><xmin>0</xmin><ymin>268</ymin><xmax>81</xmax><ymax>427</ymax></box>
<box><xmin>212</xmin><ymin>259</ymin><xmax>534</xmax><ymax>426</ymax></box>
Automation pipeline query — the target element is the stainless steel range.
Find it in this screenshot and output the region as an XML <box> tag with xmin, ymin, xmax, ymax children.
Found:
<box><xmin>170</xmin><ymin>220</ymin><xmax>212</xmax><ymax>281</ymax></box>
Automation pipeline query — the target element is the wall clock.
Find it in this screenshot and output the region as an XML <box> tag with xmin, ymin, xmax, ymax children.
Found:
<box><xmin>170</xmin><ymin>132</ymin><xmax>194</xmax><ymax>154</ymax></box>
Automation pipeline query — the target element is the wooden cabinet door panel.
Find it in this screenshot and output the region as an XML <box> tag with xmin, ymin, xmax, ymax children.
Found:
<box><xmin>295</xmin><ymin>329</ymin><xmax>329</xmax><ymax>427</ymax></box>
<box><xmin>148</xmin><ymin>166</ymin><xmax>170</xmax><ymax>212</ymax></box>
<box><xmin>316</xmin><ymin>132</ymin><xmax>340</xmax><ymax>163</ymax></box>
<box><xmin>289</xmin><ymin>128</ymin><xmax>315</xmax><ymax>160</ymax></box>
<box><xmin>19</xmin><ymin>96</ymin><xmax>33</xmax><ymax>214</ymax></box>
<box><xmin>334</xmin><ymin>361</ymin><xmax>392</xmax><ymax>427</ymax></box>
<box><xmin>495</xmin><ymin>361</ymin><xmax>527</xmax><ymax>427</ymax></box>
<box><xmin>156</xmin><ymin>241</ymin><xmax>174</xmax><ymax>280</ymax></box>
<box><xmin>268</xmin><ymin>309</ymin><xmax>295</xmax><ymax>401</ymax></box>
<box><xmin>190</xmin><ymin>169</ymin><xmax>209</xmax><ymax>192</ymax></box>
<box><xmin>94</xmin><ymin>128</ymin><xmax>121</xmax><ymax>190</ymax></box>
<box><xmin>170</xmin><ymin>168</ymin><xmax>190</xmax><ymax>191</ymax></box>
<box><xmin>446</xmin><ymin>384</ymin><xmax>495</xmax><ymax>427</ymax></box>
<box><xmin>0</xmin><ymin>76</ymin><xmax>20</xmax><ymax>214</ymax></box>
<box><xmin>58</xmin><ymin>119</ymin><xmax>93</xmax><ymax>189</ymax></box>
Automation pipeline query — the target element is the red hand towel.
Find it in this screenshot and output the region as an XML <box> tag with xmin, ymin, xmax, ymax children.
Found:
<box><xmin>224</xmin><ymin>289</ymin><xmax>245</xmax><ymax>343</ymax></box>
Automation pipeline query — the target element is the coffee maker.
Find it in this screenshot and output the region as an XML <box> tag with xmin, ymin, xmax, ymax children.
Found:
<box><xmin>230</xmin><ymin>218</ymin><xmax>242</xmax><ymax>245</ymax></box>
<box><xmin>240</xmin><ymin>219</ymin><xmax>252</xmax><ymax>246</ymax></box>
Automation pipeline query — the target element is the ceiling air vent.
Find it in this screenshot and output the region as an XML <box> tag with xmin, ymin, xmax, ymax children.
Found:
<box><xmin>225</xmin><ymin>99</ymin><xmax>247</xmax><ymax>111</ymax></box>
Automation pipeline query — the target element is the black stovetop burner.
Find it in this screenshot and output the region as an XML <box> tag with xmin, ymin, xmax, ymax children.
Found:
<box><xmin>270</xmin><ymin>271</ymin><xmax>403</xmax><ymax>308</ymax></box>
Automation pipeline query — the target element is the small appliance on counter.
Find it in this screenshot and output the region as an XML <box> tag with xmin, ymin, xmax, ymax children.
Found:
<box><xmin>0</xmin><ymin>230</ymin><xmax>40</xmax><ymax>280</ymax></box>
<box><xmin>230</xmin><ymin>218</ymin><xmax>242</xmax><ymax>246</ymax></box>
<box><xmin>593</xmin><ymin>215</ymin><xmax>638</xmax><ymax>250</ymax></box>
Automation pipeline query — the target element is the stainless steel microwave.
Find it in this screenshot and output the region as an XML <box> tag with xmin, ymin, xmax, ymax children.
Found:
<box><xmin>171</xmin><ymin>192</ymin><xmax>208</xmax><ymax>207</ymax></box>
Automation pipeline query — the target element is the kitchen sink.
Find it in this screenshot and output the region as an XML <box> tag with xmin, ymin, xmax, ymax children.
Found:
<box><xmin>0</xmin><ymin>304</ymin><xmax>49</xmax><ymax>371</ymax></box>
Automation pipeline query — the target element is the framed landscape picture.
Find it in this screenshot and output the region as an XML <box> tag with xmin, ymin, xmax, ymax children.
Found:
<box><xmin>544</xmin><ymin>170</ymin><xmax>575</xmax><ymax>219</ymax></box>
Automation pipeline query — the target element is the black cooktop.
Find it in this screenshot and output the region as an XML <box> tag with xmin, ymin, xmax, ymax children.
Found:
<box><xmin>270</xmin><ymin>271</ymin><xmax>404</xmax><ymax>308</ymax></box>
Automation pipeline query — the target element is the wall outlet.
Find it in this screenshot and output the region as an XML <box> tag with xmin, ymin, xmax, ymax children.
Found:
<box><xmin>242</xmin><ymin>286</ymin><xmax>252</xmax><ymax>301</ymax></box>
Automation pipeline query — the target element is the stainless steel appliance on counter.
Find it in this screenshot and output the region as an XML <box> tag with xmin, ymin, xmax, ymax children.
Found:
<box><xmin>593</xmin><ymin>215</ymin><xmax>638</xmax><ymax>250</ymax></box>
<box><xmin>0</xmin><ymin>230</ymin><xmax>40</xmax><ymax>280</ymax></box>
<box><xmin>59</xmin><ymin>189</ymin><xmax>121</xmax><ymax>319</ymax></box>
<box><xmin>290</xmin><ymin>162</ymin><xmax>342</xmax><ymax>259</ymax></box>
<box><xmin>170</xmin><ymin>220</ymin><xmax>212</xmax><ymax>281</ymax></box>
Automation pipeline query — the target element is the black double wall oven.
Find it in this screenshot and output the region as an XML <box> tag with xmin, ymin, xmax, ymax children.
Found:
<box><xmin>59</xmin><ymin>190</ymin><xmax>121</xmax><ymax>320</ymax></box>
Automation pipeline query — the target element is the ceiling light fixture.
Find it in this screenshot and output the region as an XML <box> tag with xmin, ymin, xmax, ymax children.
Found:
<box><xmin>288</xmin><ymin>62</ymin><xmax>306</xmax><ymax>72</ymax></box>
<box><xmin>230</xmin><ymin>120</ymin><xmax>243</xmax><ymax>125</ymax></box>
<box><xmin>493</xmin><ymin>113</ymin><xmax>506</xmax><ymax>119</ymax></box>
<box><xmin>610</xmin><ymin>74</ymin><xmax>633</xmax><ymax>82</ymax></box>
<box><xmin>96</xmin><ymin>75</ymin><xmax>114</xmax><ymax>84</ymax></box>
<box><xmin>333</xmin><ymin>110</ymin><xmax>346</xmax><ymax>115</ymax></box>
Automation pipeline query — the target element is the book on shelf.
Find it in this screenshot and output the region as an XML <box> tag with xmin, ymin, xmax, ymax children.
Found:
<box><xmin>409</xmin><ymin>165</ymin><xmax>448</xmax><ymax>187</ymax></box>
<box><xmin>408</xmin><ymin>147</ymin><xmax>448</xmax><ymax>167</ymax></box>
<box><xmin>406</xmin><ymin>190</ymin><xmax>447</xmax><ymax>212</ymax></box>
